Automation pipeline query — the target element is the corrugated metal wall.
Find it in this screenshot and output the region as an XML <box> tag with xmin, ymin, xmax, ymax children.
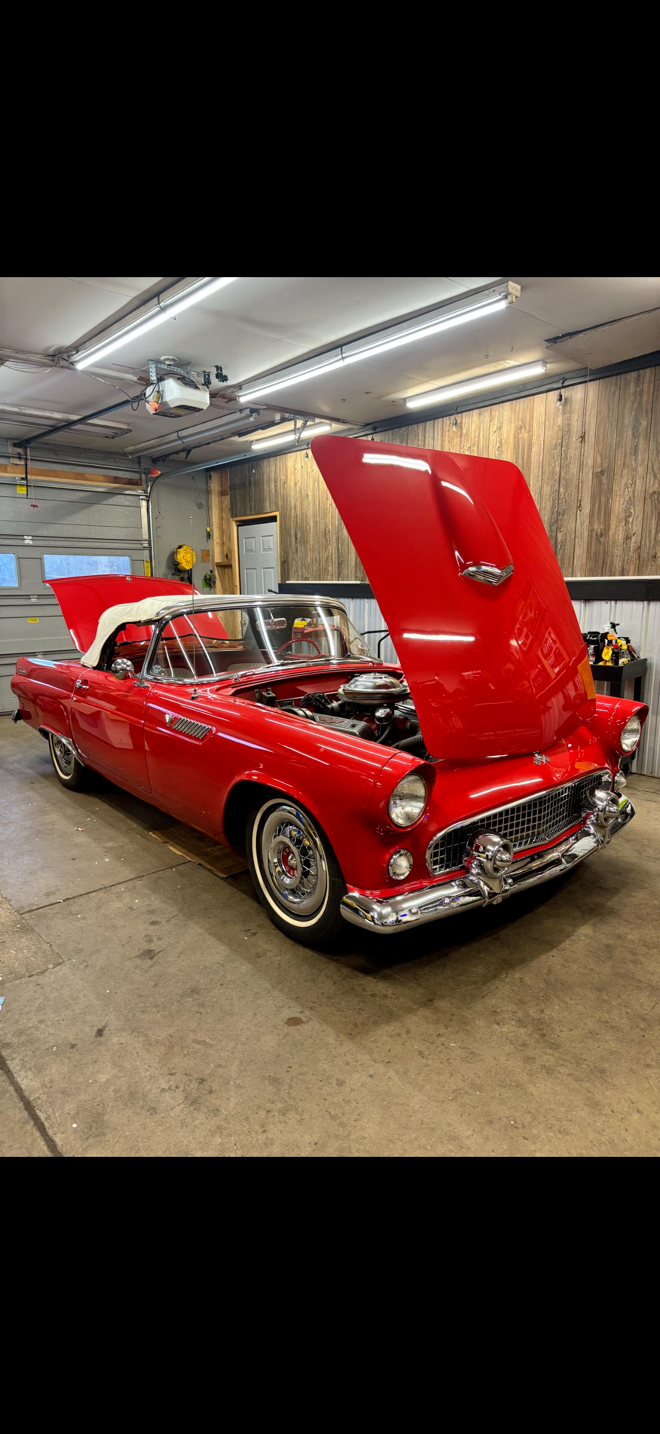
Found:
<box><xmin>343</xmin><ymin>597</ymin><xmax>398</xmax><ymax>666</ymax></box>
<box><xmin>571</xmin><ymin>600</ymin><xmax>658</xmax><ymax>778</ymax></box>
<box><xmin>345</xmin><ymin>595</ymin><xmax>659</xmax><ymax>779</ymax></box>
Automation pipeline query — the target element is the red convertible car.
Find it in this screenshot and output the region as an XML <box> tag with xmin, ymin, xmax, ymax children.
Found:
<box><xmin>10</xmin><ymin>436</ymin><xmax>648</xmax><ymax>945</ymax></box>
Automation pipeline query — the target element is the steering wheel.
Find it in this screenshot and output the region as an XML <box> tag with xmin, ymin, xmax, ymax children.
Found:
<box><xmin>276</xmin><ymin>635</ymin><xmax>323</xmax><ymax>656</ymax></box>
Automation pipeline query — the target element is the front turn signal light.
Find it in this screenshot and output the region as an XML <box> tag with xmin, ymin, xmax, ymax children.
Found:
<box><xmin>388</xmin><ymin>849</ymin><xmax>414</xmax><ymax>880</ymax></box>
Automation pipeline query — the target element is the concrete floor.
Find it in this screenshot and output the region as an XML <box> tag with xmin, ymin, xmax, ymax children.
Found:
<box><xmin>1</xmin><ymin>715</ymin><xmax>658</xmax><ymax>1158</ymax></box>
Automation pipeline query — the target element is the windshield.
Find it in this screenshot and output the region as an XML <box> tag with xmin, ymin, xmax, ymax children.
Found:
<box><xmin>148</xmin><ymin>603</ymin><xmax>376</xmax><ymax>682</ymax></box>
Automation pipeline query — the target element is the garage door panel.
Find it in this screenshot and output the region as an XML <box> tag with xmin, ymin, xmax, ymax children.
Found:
<box><xmin>0</xmin><ymin>481</ymin><xmax>149</xmax><ymax>712</ymax></box>
<box><xmin>1</xmin><ymin>487</ymin><xmax>144</xmax><ymax>538</ymax></box>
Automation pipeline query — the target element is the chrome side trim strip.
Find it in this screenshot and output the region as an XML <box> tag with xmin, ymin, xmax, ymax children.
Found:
<box><xmin>341</xmin><ymin>797</ymin><xmax>635</xmax><ymax>934</ymax></box>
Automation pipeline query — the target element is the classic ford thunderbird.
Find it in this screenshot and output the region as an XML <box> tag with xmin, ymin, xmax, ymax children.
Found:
<box><xmin>10</xmin><ymin>436</ymin><xmax>648</xmax><ymax>944</ymax></box>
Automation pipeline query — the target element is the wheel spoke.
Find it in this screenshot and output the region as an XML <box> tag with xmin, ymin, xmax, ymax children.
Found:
<box><xmin>259</xmin><ymin>805</ymin><xmax>327</xmax><ymax>918</ymax></box>
<box><xmin>52</xmin><ymin>735</ymin><xmax>75</xmax><ymax>776</ymax></box>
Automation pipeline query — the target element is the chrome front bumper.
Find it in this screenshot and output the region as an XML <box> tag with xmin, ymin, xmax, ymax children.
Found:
<box><xmin>341</xmin><ymin>791</ymin><xmax>635</xmax><ymax>934</ymax></box>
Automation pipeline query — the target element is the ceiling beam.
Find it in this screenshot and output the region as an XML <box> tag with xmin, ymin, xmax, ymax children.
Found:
<box><xmin>11</xmin><ymin>397</ymin><xmax>139</xmax><ymax>448</ymax></box>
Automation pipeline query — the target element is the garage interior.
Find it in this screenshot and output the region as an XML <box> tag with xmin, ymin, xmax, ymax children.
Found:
<box><xmin>1</xmin><ymin>275</ymin><xmax>659</xmax><ymax>1158</ymax></box>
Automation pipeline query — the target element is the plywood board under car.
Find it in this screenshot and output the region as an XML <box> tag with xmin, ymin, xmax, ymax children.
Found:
<box><xmin>149</xmin><ymin>823</ymin><xmax>248</xmax><ymax>877</ymax></box>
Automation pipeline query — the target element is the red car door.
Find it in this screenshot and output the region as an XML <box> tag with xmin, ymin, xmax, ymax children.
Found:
<box><xmin>144</xmin><ymin>686</ymin><xmax>231</xmax><ymax>834</ymax></box>
<box><xmin>70</xmin><ymin>669</ymin><xmax>151</xmax><ymax>791</ymax></box>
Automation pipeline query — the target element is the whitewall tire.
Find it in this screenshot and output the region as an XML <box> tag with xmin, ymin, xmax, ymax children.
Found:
<box><xmin>246</xmin><ymin>797</ymin><xmax>345</xmax><ymax>946</ymax></box>
<box><xmin>48</xmin><ymin>732</ymin><xmax>90</xmax><ymax>790</ymax></box>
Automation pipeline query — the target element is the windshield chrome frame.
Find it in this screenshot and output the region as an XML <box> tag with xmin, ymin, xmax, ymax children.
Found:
<box><xmin>141</xmin><ymin>599</ymin><xmax>377</xmax><ymax>686</ymax></box>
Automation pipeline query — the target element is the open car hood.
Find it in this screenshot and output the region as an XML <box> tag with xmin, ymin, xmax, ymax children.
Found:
<box><xmin>45</xmin><ymin>574</ymin><xmax>198</xmax><ymax>655</ymax></box>
<box><xmin>312</xmin><ymin>435</ymin><xmax>595</xmax><ymax>760</ymax></box>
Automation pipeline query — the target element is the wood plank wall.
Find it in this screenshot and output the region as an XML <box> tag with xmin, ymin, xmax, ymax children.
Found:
<box><xmin>225</xmin><ymin>363</ymin><xmax>660</xmax><ymax>581</ymax></box>
<box><xmin>0</xmin><ymin>461</ymin><xmax>142</xmax><ymax>489</ymax></box>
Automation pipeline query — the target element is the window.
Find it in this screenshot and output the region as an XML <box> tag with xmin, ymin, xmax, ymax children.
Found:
<box><xmin>107</xmin><ymin>624</ymin><xmax>155</xmax><ymax>674</ymax></box>
<box><xmin>43</xmin><ymin>555</ymin><xmax>132</xmax><ymax>579</ymax></box>
<box><xmin>150</xmin><ymin>610</ymin><xmax>260</xmax><ymax>682</ymax></box>
<box><xmin>0</xmin><ymin>553</ymin><xmax>19</xmax><ymax>587</ymax></box>
<box><xmin>148</xmin><ymin>604</ymin><xmax>376</xmax><ymax>683</ymax></box>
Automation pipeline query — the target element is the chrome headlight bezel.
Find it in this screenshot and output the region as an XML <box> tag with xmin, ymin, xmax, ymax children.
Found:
<box><xmin>620</xmin><ymin>715</ymin><xmax>642</xmax><ymax>752</ymax></box>
<box><xmin>388</xmin><ymin>848</ymin><xmax>414</xmax><ymax>880</ymax></box>
<box><xmin>387</xmin><ymin>772</ymin><xmax>428</xmax><ymax>828</ymax></box>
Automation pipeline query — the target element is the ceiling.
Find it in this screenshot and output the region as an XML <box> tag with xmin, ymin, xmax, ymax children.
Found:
<box><xmin>1</xmin><ymin>276</ymin><xmax>659</xmax><ymax>471</ymax></box>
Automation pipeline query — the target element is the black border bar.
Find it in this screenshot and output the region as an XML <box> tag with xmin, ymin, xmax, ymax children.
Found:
<box><xmin>566</xmin><ymin>578</ymin><xmax>660</xmax><ymax>600</ymax></box>
<box><xmin>279</xmin><ymin>581</ymin><xmax>375</xmax><ymax>599</ymax></box>
<box><xmin>281</xmin><ymin>578</ymin><xmax>660</xmax><ymax>602</ymax></box>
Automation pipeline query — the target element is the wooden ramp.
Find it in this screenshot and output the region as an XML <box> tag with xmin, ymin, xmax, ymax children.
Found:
<box><xmin>149</xmin><ymin>823</ymin><xmax>248</xmax><ymax>878</ymax></box>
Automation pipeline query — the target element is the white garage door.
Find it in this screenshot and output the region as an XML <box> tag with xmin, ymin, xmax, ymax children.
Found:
<box><xmin>0</xmin><ymin>478</ymin><xmax>150</xmax><ymax>712</ymax></box>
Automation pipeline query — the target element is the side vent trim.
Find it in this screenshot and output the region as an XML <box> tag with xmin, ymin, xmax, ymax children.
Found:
<box><xmin>165</xmin><ymin>714</ymin><xmax>212</xmax><ymax>739</ymax></box>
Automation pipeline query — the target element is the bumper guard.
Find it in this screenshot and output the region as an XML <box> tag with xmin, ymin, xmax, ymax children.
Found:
<box><xmin>341</xmin><ymin>788</ymin><xmax>635</xmax><ymax>934</ymax></box>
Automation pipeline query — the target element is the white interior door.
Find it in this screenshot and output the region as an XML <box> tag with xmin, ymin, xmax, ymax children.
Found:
<box><xmin>238</xmin><ymin>519</ymin><xmax>278</xmax><ymax>595</ymax></box>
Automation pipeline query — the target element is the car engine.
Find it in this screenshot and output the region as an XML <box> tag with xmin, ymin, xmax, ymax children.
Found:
<box><xmin>254</xmin><ymin>673</ymin><xmax>431</xmax><ymax>756</ymax></box>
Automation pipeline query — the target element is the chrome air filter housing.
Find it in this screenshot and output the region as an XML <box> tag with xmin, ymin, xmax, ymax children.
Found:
<box><xmin>338</xmin><ymin>673</ymin><xmax>409</xmax><ymax>705</ymax></box>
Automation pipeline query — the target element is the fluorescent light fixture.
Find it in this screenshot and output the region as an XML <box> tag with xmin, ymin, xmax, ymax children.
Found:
<box><xmin>362</xmin><ymin>453</ymin><xmax>431</xmax><ymax>473</ymax></box>
<box><xmin>0</xmin><ymin>402</ymin><xmax>132</xmax><ymax>434</ymax></box>
<box><xmin>126</xmin><ymin>409</ymin><xmax>256</xmax><ymax>456</ymax></box>
<box><xmin>239</xmin><ymin>288</ymin><xmax>516</xmax><ymax>404</ymax></box>
<box><xmin>73</xmin><ymin>277</ymin><xmax>239</xmax><ymax>371</ymax></box>
<box><xmin>406</xmin><ymin>360</ymin><xmax>547</xmax><ymax>410</ymax></box>
<box><xmin>251</xmin><ymin>433</ymin><xmax>299</xmax><ymax>451</ymax></box>
<box><xmin>251</xmin><ymin>423</ymin><xmax>332</xmax><ymax>452</ymax></box>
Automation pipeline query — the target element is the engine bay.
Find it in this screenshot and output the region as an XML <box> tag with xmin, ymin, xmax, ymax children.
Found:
<box><xmin>251</xmin><ymin>672</ymin><xmax>431</xmax><ymax>756</ymax></box>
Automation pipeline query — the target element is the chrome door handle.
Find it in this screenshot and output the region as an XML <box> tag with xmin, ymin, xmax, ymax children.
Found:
<box><xmin>75</xmin><ymin>678</ymin><xmax>88</xmax><ymax>690</ymax></box>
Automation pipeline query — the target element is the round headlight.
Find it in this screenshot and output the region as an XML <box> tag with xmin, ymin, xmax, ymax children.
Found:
<box><xmin>620</xmin><ymin>715</ymin><xmax>641</xmax><ymax>752</ymax></box>
<box><xmin>388</xmin><ymin>849</ymin><xmax>413</xmax><ymax>880</ymax></box>
<box><xmin>388</xmin><ymin>772</ymin><xmax>427</xmax><ymax>828</ymax></box>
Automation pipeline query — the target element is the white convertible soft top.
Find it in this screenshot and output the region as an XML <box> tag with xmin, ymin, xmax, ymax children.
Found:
<box><xmin>80</xmin><ymin>595</ymin><xmax>201</xmax><ymax>668</ymax></box>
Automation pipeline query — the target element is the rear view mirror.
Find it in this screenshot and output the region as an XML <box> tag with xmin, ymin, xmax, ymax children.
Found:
<box><xmin>111</xmin><ymin>658</ymin><xmax>135</xmax><ymax>681</ymax></box>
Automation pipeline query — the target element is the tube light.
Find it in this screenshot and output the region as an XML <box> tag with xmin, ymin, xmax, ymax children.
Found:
<box><xmin>0</xmin><ymin>402</ymin><xmax>132</xmax><ymax>434</ymax></box>
<box><xmin>240</xmin><ymin>294</ymin><xmax>510</xmax><ymax>404</ymax></box>
<box><xmin>251</xmin><ymin>423</ymin><xmax>331</xmax><ymax>452</ymax></box>
<box><xmin>73</xmin><ymin>278</ymin><xmax>239</xmax><ymax>371</ymax></box>
<box><xmin>406</xmin><ymin>361</ymin><xmax>547</xmax><ymax>410</ymax></box>
<box><xmin>126</xmin><ymin>409</ymin><xmax>256</xmax><ymax>456</ymax></box>
<box><xmin>251</xmin><ymin>433</ymin><xmax>298</xmax><ymax>451</ymax></box>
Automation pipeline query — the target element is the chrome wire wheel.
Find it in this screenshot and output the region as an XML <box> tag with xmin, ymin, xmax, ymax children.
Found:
<box><xmin>256</xmin><ymin>802</ymin><xmax>329</xmax><ymax>922</ymax></box>
<box><xmin>50</xmin><ymin>733</ymin><xmax>75</xmax><ymax>778</ymax></box>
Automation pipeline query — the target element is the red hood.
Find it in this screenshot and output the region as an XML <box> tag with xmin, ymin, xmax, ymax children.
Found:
<box><xmin>311</xmin><ymin>435</ymin><xmax>595</xmax><ymax>760</ymax></box>
<box><xmin>45</xmin><ymin>574</ymin><xmax>198</xmax><ymax>654</ymax></box>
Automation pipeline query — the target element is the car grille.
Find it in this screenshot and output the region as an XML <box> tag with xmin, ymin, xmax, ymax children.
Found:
<box><xmin>426</xmin><ymin>771</ymin><xmax>608</xmax><ymax>877</ymax></box>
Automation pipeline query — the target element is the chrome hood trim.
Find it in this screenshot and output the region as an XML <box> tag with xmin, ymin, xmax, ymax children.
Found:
<box><xmin>461</xmin><ymin>562</ymin><xmax>514</xmax><ymax>585</ymax></box>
